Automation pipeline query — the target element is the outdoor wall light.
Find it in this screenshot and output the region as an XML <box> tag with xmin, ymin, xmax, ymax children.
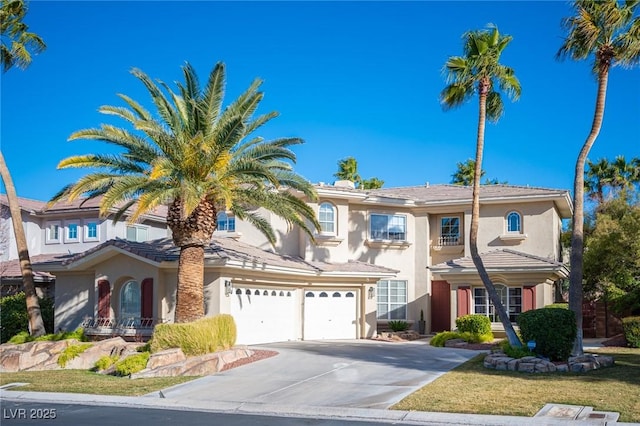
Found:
<box><xmin>368</xmin><ymin>286</ymin><xmax>375</xmax><ymax>299</ymax></box>
<box><xmin>224</xmin><ymin>280</ymin><xmax>233</xmax><ymax>297</ymax></box>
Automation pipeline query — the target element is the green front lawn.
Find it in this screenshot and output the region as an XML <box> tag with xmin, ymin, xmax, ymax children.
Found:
<box><xmin>393</xmin><ymin>347</ymin><xmax>640</xmax><ymax>423</ymax></box>
<box><xmin>0</xmin><ymin>370</ymin><xmax>199</xmax><ymax>396</ymax></box>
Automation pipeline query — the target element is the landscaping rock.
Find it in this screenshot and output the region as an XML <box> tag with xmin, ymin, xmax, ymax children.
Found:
<box><xmin>65</xmin><ymin>337</ymin><xmax>133</xmax><ymax>370</ymax></box>
<box><xmin>147</xmin><ymin>348</ymin><xmax>186</xmax><ymax>370</ymax></box>
<box><xmin>484</xmin><ymin>350</ymin><xmax>614</xmax><ymax>374</ymax></box>
<box><xmin>444</xmin><ymin>338</ymin><xmax>467</xmax><ymax>347</ymax></box>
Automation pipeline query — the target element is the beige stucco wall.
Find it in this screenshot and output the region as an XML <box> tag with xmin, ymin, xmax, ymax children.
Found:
<box><xmin>475</xmin><ymin>201</ymin><xmax>561</xmax><ymax>260</ymax></box>
<box><xmin>54</xmin><ymin>272</ymin><xmax>94</xmax><ymax>332</ymax></box>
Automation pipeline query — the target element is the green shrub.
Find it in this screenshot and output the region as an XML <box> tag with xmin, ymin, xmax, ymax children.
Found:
<box><xmin>388</xmin><ymin>320</ymin><xmax>409</xmax><ymax>332</ymax></box>
<box><xmin>136</xmin><ymin>342</ymin><xmax>152</xmax><ymax>353</ymax></box>
<box><xmin>544</xmin><ymin>303</ymin><xmax>569</xmax><ymax>309</ymax></box>
<box><xmin>114</xmin><ymin>352</ymin><xmax>150</xmax><ymax>376</ymax></box>
<box><xmin>430</xmin><ymin>331</ymin><xmax>475</xmax><ymax>347</ymax></box>
<box><xmin>57</xmin><ymin>343</ymin><xmax>92</xmax><ymax>367</ymax></box>
<box><xmin>456</xmin><ymin>314</ymin><xmax>492</xmax><ymax>336</ymax></box>
<box><xmin>150</xmin><ymin>314</ymin><xmax>237</xmax><ymax>356</ymax></box>
<box><xmin>94</xmin><ymin>354</ymin><xmax>120</xmax><ymax>371</ymax></box>
<box><xmin>622</xmin><ymin>316</ymin><xmax>640</xmax><ymax>348</ymax></box>
<box><xmin>499</xmin><ymin>340</ymin><xmax>535</xmax><ymax>358</ymax></box>
<box><xmin>517</xmin><ymin>308</ymin><xmax>577</xmax><ymax>361</ymax></box>
<box><xmin>7</xmin><ymin>327</ymin><xmax>86</xmax><ymax>345</ymax></box>
<box><xmin>0</xmin><ymin>292</ymin><xmax>54</xmax><ymax>343</ymax></box>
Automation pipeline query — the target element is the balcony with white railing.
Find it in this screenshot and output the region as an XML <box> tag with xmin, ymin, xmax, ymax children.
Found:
<box><xmin>81</xmin><ymin>316</ymin><xmax>167</xmax><ymax>340</ymax></box>
<box><xmin>431</xmin><ymin>235</ymin><xmax>464</xmax><ymax>254</ymax></box>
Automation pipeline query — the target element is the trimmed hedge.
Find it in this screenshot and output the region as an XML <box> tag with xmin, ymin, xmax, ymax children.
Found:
<box><xmin>517</xmin><ymin>308</ymin><xmax>577</xmax><ymax>361</ymax></box>
<box><xmin>456</xmin><ymin>314</ymin><xmax>492</xmax><ymax>335</ymax></box>
<box><xmin>622</xmin><ymin>316</ymin><xmax>640</xmax><ymax>348</ymax></box>
<box><xmin>0</xmin><ymin>292</ymin><xmax>54</xmax><ymax>343</ymax></box>
<box><xmin>150</xmin><ymin>314</ymin><xmax>237</xmax><ymax>356</ymax></box>
<box><xmin>544</xmin><ymin>303</ymin><xmax>569</xmax><ymax>309</ymax></box>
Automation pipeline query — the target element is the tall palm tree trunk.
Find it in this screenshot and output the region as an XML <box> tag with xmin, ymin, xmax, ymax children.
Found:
<box><xmin>469</xmin><ymin>82</ymin><xmax>521</xmax><ymax>347</ymax></box>
<box><xmin>569</xmin><ymin>66</ymin><xmax>609</xmax><ymax>356</ymax></box>
<box><xmin>175</xmin><ymin>244</ymin><xmax>205</xmax><ymax>322</ymax></box>
<box><xmin>0</xmin><ymin>151</ymin><xmax>45</xmax><ymax>337</ymax></box>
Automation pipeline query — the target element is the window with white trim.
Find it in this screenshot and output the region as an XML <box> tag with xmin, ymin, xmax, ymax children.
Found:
<box><xmin>506</xmin><ymin>211</ymin><xmax>522</xmax><ymax>233</ymax></box>
<box><xmin>45</xmin><ymin>221</ymin><xmax>61</xmax><ymax>244</ymax></box>
<box><xmin>474</xmin><ymin>285</ymin><xmax>522</xmax><ymax>322</ymax></box>
<box><xmin>65</xmin><ymin>221</ymin><xmax>79</xmax><ymax>243</ymax></box>
<box><xmin>85</xmin><ymin>220</ymin><xmax>99</xmax><ymax>241</ymax></box>
<box><xmin>440</xmin><ymin>216</ymin><xmax>461</xmax><ymax>246</ymax></box>
<box><xmin>318</xmin><ymin>202</ymin><xmax>336</xmax><ymax>234</ymax></box>
<box><xmin>370</xmin><ymin>214</ymin><xmax>406</xmax><ymax>241</ymax></box>
<box><xmin>216</xmin><ymin>212</ymin><xmax>235</xmax><ymax>232</ymax></box>
<box><xmin>377</xmin><ymin>280</ymin><xmax>407</xmax><ymax>320</ymax></box>
<box><xmin>126</xmin><ymin>225</ymin><xmax>149</xmax><ymax>242</ymax></box>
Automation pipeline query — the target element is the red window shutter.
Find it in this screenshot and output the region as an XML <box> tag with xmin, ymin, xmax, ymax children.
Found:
<box><xmin>457</xmin><ymin>286</ymin><xmax>471</xmax><ymax>316</ymax></box>
<box><xmin>98</xmin><ymin>280</ymin><xmax>110</xmax><ymax>318</ymax></box>
<box><xmin>141</xmin><ymin>278</ymin><xmax>153</xmax><ymax>319</ymax></box>
<box><xmin>523</xmin><ymin>286</ymin><xmax>536</xmax><ymax>312</ymax></box>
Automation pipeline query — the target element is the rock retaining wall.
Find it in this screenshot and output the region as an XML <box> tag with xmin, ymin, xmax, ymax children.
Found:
<box><xmin>484</xmin><ymin>351</ymin><xmax>615</xmax><ymax>373</ymax></box>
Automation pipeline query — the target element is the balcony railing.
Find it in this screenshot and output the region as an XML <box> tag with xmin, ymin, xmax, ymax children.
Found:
<box><xmin>81</xmin><ymin>316</ymin><xmax>166</xmax><ymax>337</ymax></box>
<box><xmin>437</xmin><ymin>236</ymin><xmax>462</xmax><ymax>246</ymax></box>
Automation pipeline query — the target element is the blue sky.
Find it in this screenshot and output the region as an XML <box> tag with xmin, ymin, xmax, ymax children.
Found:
<box><xmin>1</xmin><ymin>1</ymin><xmax>639</xmax><ymax>201</ymax></box>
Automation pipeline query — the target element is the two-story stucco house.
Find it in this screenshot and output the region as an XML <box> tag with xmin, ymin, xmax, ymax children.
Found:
<box><xmin>5</xmin><ymin>181</ymin><xmax>572</xmax><ymax>345</ymax></box>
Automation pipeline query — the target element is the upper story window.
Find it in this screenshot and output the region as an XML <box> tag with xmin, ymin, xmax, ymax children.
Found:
<box><xmin>66</xmin><ymin>222</ymin><xmax>79</xmax><ymax>243</ymax></box>
<box><xmin>440</xmin><ymin>216</ymin><xmax>461</xmax><ymax>246</ymax></box>
<box><xmin>126</xmin><ymin>225</ymin><xmax>149</xmax><ymax>242</ymax></box>
<box><xmin>506</xmin><ymin>211</ymin><xmax>522</xmax><ymax>233</ymax></box>
<box><xmin>318</xmin><ymin>202</ymin><xmax>336</xmax><ymax>234</ymax></box>
<box><xmin>85</xmin><ymin>220</ymin><xmax>99</xmax><ymax>241</ymax></box>
<box><xmin>370</xmin><ymin>214</ymin><xmax>406</xmax><ymax>241</ymax></box>
<box><xmin>216</xmin><ymin>212</ymin><xmax>235</xmax><ymax>232</ymax></box>
<box><xmin>46</xmin><ymin>221</ymin><xmax>61</xmax><ymax>244</ymax></box>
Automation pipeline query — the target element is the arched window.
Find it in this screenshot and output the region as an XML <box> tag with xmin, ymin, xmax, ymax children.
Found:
<box><xmin>506</xmin><ymin>211</ymin><xmax>522</xmax><ymax>233</ymax></box>
<box><xmin>217</xmin><ymin>212</ymin><xmax>236</xmax><ymax>232</ymax></box>
<box><xmin>318</xmin><ymin>202</ymin><xmax>336</xmax><ymax>234</ymax></box>
<box><xmin>120</xmin><ymin>280</ymin><xmax>140</xmax><ymax>319</ymax></box>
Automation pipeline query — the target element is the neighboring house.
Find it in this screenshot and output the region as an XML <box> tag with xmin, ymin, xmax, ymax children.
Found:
<box><xmin>10</xmin><ymin>181</ymin><xmax>572</xmax><ymax>345</ymax></box>
<box><xmin>0</xmin><ymin>194</ymin><xmax>169</xmax><ymax>295</ymax></box>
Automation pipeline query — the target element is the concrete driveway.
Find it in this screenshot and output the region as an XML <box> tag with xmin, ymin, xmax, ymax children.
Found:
<box><xmin>160</xmin><ymin>339</ymin><xmax>483</xmax><ymax>409</ymax></box>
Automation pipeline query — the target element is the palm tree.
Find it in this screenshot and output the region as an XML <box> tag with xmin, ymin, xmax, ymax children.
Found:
<box><xmin>361</xmin><ymin>177</ymin><xmax>384</xmax><ymax>189</ymax></box>
<box><xmin>557</xmin><ymin>0</ymin><xmax>640</xmax><ymax>356</ymax></box>
<box><xmin>610</xmin><ymin>155</ymin><xmax>638</xmax><ymax>194</ymax></box>
<box><xmin>54</xmin><ymin>62</ymin><xmax>320</xmax><ymax>323</ymax></box>
<box><xmin>0</xmin><ymin>0</ymin><xmax>46</xmax><ymax>72</ymax></box>
<box><xmin>0</xmin><ymin>0</ymin><xmax>46</xmax><ymax>337</ymax></box>
<box><xmin>451</xmin><ymin>159</ymin><xmax>486</xmax><ymax>186</ymax></box>
<box><xmin>334</xmin><ymin>157</ymin><xmax>362</xmax><ymax>186</ymax></box>
<box><xmin>0</xmin><ymin>155</ymin><xmax>46</xmax><ymax>336</ymax></box>
<box><xmin>585</xmin><ymin>158</ymin><xmax>613</xmax><ymax>204</ymax></box>
<box><xmin>441</xmin><ymin>24</ymin><xmax>522</xmax><ymax>347</ymax></box>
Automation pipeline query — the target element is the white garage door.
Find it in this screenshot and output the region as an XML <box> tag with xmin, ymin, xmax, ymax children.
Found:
<box><xmin>231</xmin><ymin>287</ymin><xmax>297</xmax><ymax>345</ymax></box>
<box><xmin>304</xmin><ymin>290</ymin><xmax>357</xmax><ymax>340</ymax></box>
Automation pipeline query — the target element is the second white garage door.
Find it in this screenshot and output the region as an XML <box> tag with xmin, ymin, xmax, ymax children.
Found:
<box><xmin>304</xmin><ymin>290</ymin><xmax>357</xmax><ymax>340</ymax></box>
<box><xmin>231</xmin><ymin>287</ymin><xmax>297</xmax><ymax>345</ymax></box>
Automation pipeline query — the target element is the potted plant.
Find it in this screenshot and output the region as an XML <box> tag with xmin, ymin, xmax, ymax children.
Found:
<box><xmin>418</xmin><ymin>309</ymin><xmax>426</xmax><ymax>335</ymax></box>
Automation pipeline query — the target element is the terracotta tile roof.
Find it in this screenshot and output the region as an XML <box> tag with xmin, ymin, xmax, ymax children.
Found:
<box><xmin>368</xmin><ymin>184</ymin><xmax>569</xmax><ymax>203</ymax></box>
<box><xmin>0</xmin><ymin>253</ymin><xmax>71</xmax><ymax>281</ymax></box>
<box><xmin>0</xmin><ymin>194</ymin><xmax>46</xmax><ymax>212</ymax></box>
<box><xmin>0</xmin><ymin>194</ymin><xmax>167</xmax><ymax>221</ymax></box>
<box><xmin>430</xmin><ymin>249</ymin><xmax>568</xmax><ymax>273</ymax></box>
<box><xmin>37</xmin><ymin>237</ymin><xmax>397</xmax><ymax>276</ymax></box>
